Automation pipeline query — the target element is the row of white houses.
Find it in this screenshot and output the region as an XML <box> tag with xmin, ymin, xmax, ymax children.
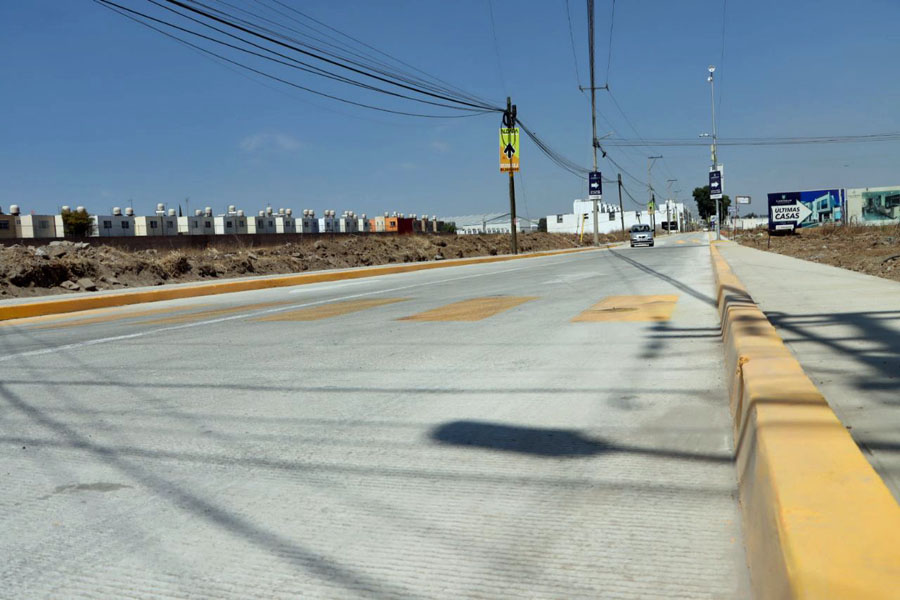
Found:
<box><xmin>0</xmin><ymin>204</ymin><xmax>378</xmax><ymax>239</ymax></box>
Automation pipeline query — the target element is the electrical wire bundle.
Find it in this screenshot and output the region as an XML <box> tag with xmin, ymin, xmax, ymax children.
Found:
<box><xmin>92</xmin><ymin>0</ymin><xmax>657</xmax><ymax>199</ymax></box>
<box><xmin>92</xmin><ymin>0</ymin><xmax>504</xmax><ymax>118</ymax></box>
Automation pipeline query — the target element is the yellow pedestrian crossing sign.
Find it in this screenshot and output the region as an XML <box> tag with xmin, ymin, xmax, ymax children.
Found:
<box><xmin>500</xmin><ymin>127</ymin><xmax>520</xmax><ymax>172</ymax></box>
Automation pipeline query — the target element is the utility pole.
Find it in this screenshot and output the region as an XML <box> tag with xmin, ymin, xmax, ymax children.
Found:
<box><xmin>617</xmin><ymin>173</ymin><xmax>625</xmax><ymax>238</ymax></box>
<box><xmin>708</xmin><ymin>65</ymin><xmax>720</xmax><ymax>241</ymax></box>
<box><xmin>647</xmin><ymin>155</ymin><xmax>661</xmax><ymax>232</ymax></box>
<box><xmin>504</xmin><ymin>97</ymin><xmax>518</xmax><ymax>255</ymax></box>
<box><xmin>587</xmin><ymin>0</ymin><xmax>600</xmax><ymax>246</ymax></box>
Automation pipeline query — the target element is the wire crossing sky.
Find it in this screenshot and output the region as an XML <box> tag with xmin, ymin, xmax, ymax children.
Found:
<box><xmin>1</xmin><ymin>0</ymin><xmax>898</xmax><ymax>219</ymax></box>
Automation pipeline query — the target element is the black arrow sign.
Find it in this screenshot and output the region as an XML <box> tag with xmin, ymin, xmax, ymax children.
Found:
<box><xmin>504</xmin><ymin>143</ymin><xmax>516</xmax><ymax>159</ymax></box>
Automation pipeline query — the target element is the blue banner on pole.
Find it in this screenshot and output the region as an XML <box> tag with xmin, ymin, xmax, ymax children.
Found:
<box><xmin>709</xmin><ymin>169</ymin><xmax>722</xmax><ymax>200</ymax></box>
<box><xmin>589</xmin><ymin>171</ymin><xmax>602</xmax><ymax>200</ymax></box>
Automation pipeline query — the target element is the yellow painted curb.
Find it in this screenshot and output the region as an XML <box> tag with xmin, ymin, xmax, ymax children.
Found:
<box><xmin>710</xmin><ymin>244</ymin><xmax>900</xmax><ymax>599</ymax></box>
<box><xmin>0</xmin><ymin>246</ymin><xmax>605</xmax><ymax>322</ymax></box>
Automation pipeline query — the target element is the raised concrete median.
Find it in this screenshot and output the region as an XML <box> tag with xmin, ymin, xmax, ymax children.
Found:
<box><xmin>0</xmin><ymin>246</ymin><xmax>602</xmax><ymax>322</ymax></box>
<box><xmin>710</xmin><ymin>243</ymin><xmax>900</xmax><ymax>599</ymax></box>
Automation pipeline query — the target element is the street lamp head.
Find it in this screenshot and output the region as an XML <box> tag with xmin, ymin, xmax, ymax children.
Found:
<box><xmin>708</xmin><ymin>65</ymin><xmax>716</xmax><ymax>74</ymax></box>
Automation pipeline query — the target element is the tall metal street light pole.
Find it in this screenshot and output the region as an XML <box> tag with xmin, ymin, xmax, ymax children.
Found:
<box><xmin>708</xmin><ymin>65</ymin><xmax>720</xmax><ymax>241</ymax></box>
<box><xmin>647</xmin><ymin>155</ymin><xmax>662</xmax><ymax>232</ymax></box>
<box><xmin>666</xmin><ymin>178</ymin><xmax>678</xmax><ymax>234</ymax></box>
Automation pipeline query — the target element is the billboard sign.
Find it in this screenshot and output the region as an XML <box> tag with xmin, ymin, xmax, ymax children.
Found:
<box><xmin>767</xmin><ymin>189</ymin><xmax>845</xmax><ymax>232</ymax></box>
<box><xmin>846</xmin><ymin>186</ymin><xmax>900</xmax><ymax>223</ymax></box>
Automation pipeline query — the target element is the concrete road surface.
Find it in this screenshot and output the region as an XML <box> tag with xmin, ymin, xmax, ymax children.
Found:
<box><xmin>1</xmin><ymin>233</ymin><xmax>749</xmax><ymax>599</ymax></box>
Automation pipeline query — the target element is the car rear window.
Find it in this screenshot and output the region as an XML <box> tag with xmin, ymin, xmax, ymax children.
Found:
<box><xmin>631</xmin><ymin>225</ymin><xmax>650</xmax><ymax>232</ymax></box>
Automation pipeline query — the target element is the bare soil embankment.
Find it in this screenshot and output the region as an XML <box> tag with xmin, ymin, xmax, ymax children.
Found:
<box><xmin>733</xmin><ymin>225</ymin><xmax>900</xmax><ymax>282</ymax></box>
<box><xmin>0</xmin><ymin>232</ymin><xmax>623</xmax><ymax>298</ymax></box>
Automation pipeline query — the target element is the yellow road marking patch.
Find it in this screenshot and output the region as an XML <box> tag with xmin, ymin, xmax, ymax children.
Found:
<box><xmin>676</xmin><ymin>240</ymin><xmax>687</xmax><ymax>244</ymax></box>
<box><xmin>253</xmin><ymin>298</ymin><xmax>407</xmax><ymax>321</ymax></box>
<box><xmin>138</xmin><ymin>301</ymin><xmax>292</xmax><ymax>326</ymax></box>
<box><xmin>31</xmin><ymin>304</ymin><xmax>213</xmax><ymax>330</ymax></box>
<box><xmin>572</xmin><ymin>295</ymin><xmax>678</xmax><ymax>322</ymax></box>
<box><xmin>400</xmin><ymin>296</ymin><xmax>537</xmax><ymax>322</ymax></box>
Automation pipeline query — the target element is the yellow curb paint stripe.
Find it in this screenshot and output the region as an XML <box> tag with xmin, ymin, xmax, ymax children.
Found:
<box><xmin>571</xmin><ymin>295</ymin><xmax>678</xmax><ymax>322</ymax></box>
<box><xmin>252</xmin><ymin>298</ymin><xmax>407</xmax><ymax>322</ymax></box>
<box><xmin>30</xmin><ymin>304</ymin><xmax>213</xmax><ymax>330</ymax></box>
<box><xmin>710</xmin><ymin>243</ymin><xmax>900</xmax><ymax>599</ymax></box>
<box><xmin>399</xmin><ymin>296</ymin><xmax>537</xmax><ymax>322</ymax></box>
<box><xmin>137</xmin><ymin>301</ymin><xmax>292</xmax><ymax>326</ymax></box>
<box><xmin>0</xmin><ymin>246</ymin><xmax>606</xmax><ymax>322</ymax></box>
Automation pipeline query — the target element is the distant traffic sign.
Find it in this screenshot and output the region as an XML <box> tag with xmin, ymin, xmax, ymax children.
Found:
<box><xmin>589</xmin><ymin>171</ymin><xmax>602</xmax><ymax>200</ymax></box>
<box><xmin>736</xmin><ymin>195</ymin><xmax>751</xmax><ymax>205</ymax></box>
<box><xmin>499</xmin><ymin>127</ymin><xmax>520</xmax><ymax>172</ymax></box>
<box><xmin>709</xmin><ymin>168</ymin><xmax>723</xmax><ymax>200</ymax></box>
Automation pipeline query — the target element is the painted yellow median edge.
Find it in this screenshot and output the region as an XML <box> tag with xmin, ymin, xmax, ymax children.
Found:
<box><xmin>710</xmin><ymin>243</ymin><xmax>900</xmax><ymax>599</ymax></box>
<box><xmin>0</xmin><ymin>246</ymin><xmax>605</xmax><ymax>322</ymax></box>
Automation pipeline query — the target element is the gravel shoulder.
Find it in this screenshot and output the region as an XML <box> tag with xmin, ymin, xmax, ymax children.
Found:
<box><xmin>732</xmin><ymin>224</ymin><xmax>900</xmax><ymax>282</ymax></box>
<box><xmin>0</xmin><ymin>233</ymin><xmax>623</xmax><ymax>299</ymax></box>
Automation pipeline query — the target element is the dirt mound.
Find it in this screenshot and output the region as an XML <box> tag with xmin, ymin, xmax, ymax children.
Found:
<box><xmin>733</xmin><ymin>225</ymin><xmax>900</xmax><ymax>282</ymax></box>
<box><xmin>0</xmin><ymin>233</ymin><xmax>622</xmax><ymax>298</ymax></box>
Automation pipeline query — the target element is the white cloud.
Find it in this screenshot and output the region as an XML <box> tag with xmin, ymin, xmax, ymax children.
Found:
<box><xmin>240</xmin><ymin>132</ymin><xmax>302</xmax><ymax>152</ymax></box>
<box><xmin>430</xmin><ymin>140</ymin><xmax>450</xmax><ymax>153</ymax></box>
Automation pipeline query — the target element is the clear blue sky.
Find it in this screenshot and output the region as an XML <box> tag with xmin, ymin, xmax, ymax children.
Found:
<box><xmin>2</xmin><ymin>0</ymin><xmax>898</xmax><ymax>219</ymax></box>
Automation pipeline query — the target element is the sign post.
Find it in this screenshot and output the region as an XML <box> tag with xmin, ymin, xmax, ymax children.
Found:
<box><xmin>734</xmin><ymin>195</ymin><xmax>750</xmax><ymax>235</ymax></box>
<box><xmin>500</xmin><ymin>98</ymin><xmax>519</xmax><ymax>254</ymax></box>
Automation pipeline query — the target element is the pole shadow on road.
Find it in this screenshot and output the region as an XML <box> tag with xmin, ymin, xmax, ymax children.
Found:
<box><xmin>608</xmin><ymin>249</ymin><xmax>718</xmax><ymax>307</ymax></box>
<box><xmin>765</xmin><ymin>309</ymin><xmax>900</xmax><ymax>400</ymax></box>
<box><xmin>430</xmin><ymin>420</ymin><xmax>732</xmax><ymax>463</ymax></box>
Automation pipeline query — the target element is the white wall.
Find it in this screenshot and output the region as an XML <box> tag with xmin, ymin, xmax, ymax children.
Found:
<box><xmin>177</xmin><ymin>215</ymin><xmax>215</xmax><ymax>235</ymax></box>
<box><xmin>301</xmin><ymin>217</ymin><xmax>319</xmax><ymax>233</ymax></box>
<box><xmin>247</xmin><ymin>215</ymin><xmax>276</xmax><ymax>234</ymax></box>
<box><xmin>547</xmin><ymin>199</ymin><xmax>690</xmax><ymax>234</ymax></box>
<box><xmin>135</xmin><ymin>216</ymin><xmax>178</xmax><ymax>236</ymax></box>
<box><xmin>16</xmin><ymin>215</ymin><xmax>59</xmax><ymax>238</ymax></box>
<box><xmin>91</xmin><ymin>215</ymin><xmax>134</xmax><ymax>237</ymax></box>
<box><xmin>214</xmin><ymin>215</ymin><xmax>249</xmax><ymax>235</ymax></box>
<box><xmin>274</xmin><ymin>216</ymin><xmax>297</xmax><ymax>234</ymax></box>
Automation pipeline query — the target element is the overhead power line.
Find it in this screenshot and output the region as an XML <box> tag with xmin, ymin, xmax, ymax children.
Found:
<box><xmin>563</xmin><ymin>0</ymin><xmax>583</xmax><ymax>87</ymax></box>
<box><xmin>163</xmin><ymin>0</ymin><xmax>500</xmax><ymax>110</ymax></box>
<box><xmin>94</xmin><ymin>0</ymin><xmax>495</xmax><ymax>118</ymax></box>
<box><xmin>95</xmin><ymin>0</ymin><xmax>503</xmax><ymax>118</ymax></box>
<box><xmin>604</xmin><ymin>0</ymin><xmax>615</xmax><ymax>84</ymax></box>
<box><xmin>604</xmin><ymin>133</ymin><xmax>900</xmax><ymax>147</ymax></box>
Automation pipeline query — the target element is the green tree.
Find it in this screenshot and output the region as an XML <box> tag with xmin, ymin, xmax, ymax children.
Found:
<box><xmin>537</xmin><ymin>217</ymin><xmax>547</xmax><ymax>232</ymax></box>
<box><xmin>61</xmin><ymin>208</ymin><xmax>92</xmax><ymax>237</ymax></box>
<box><xmin>693</xmin><ymin>186</ymin><xmax>731</xmax><ymax>221</ymax></box>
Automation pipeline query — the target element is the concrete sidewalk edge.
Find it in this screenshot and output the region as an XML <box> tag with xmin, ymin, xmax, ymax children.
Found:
<box><xmin>710</xmin><ymin>243</ymin><xmax>900</xmax><ymax>599</ymax></box>
<box><xmin>0</xmin><ymin>246</ymin><xmax>604</xmax><ymax>321</ymax></box>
